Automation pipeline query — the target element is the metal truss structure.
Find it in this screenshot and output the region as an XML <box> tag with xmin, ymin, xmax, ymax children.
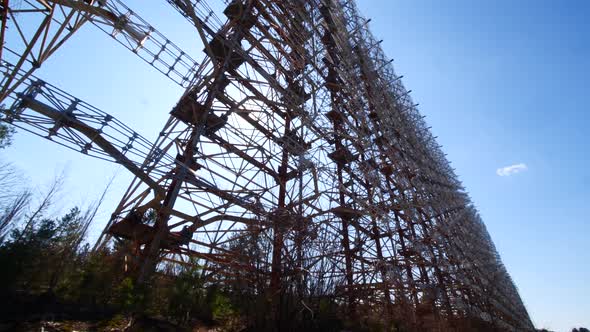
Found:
<box><xmin>0</xmin><ymin>0</ymin><xmax>534</xmax><ymax>330</ymax></box>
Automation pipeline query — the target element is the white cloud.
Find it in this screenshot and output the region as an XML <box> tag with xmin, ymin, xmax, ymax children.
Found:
<box><xmin>496</xmin><ymin>163</ymin><xmax>528</xmax><ymax>176</ymax></box>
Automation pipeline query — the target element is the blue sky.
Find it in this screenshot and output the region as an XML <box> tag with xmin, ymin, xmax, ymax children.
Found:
<box><xmin>358</xmin><ymin>1</ymin><xmax>589</xmax><ymax>330</ymax></box>
<box><xmin>2</xmin><ymin>1</ymin><xmax>588</xmax><ymax>331</ymax></box>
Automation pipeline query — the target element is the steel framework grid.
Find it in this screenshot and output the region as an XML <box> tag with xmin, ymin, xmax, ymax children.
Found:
<box><xmin>0</xmin><ymin>0</ymin><xmax>534</xmax><ymax>330</ymax></box>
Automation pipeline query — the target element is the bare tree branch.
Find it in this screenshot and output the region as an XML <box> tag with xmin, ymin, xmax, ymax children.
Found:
<box><xmin>0</xmin><ymin>189</ymin><xmax>31</xmax><ymax>241</ymax></box>
<box><xmin>16</xmin><ymin>170</ymin><xmax>66</xmax><ymax>242</ymax></box>
<box><xmin>0</xmin><ymin>160</ymin><xmax>31</xmax><ymax>240</ymax></box>
<box><xmin>73</xmin><ymin>174</ymin><xmax>115</xmax><ymax>252</ymax></box>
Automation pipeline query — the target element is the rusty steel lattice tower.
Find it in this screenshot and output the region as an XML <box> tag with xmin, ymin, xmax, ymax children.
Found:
<box><xmin>0</xmin><ymin>0</ymin><xmax>534</xmax><ymax>330</ymax></box>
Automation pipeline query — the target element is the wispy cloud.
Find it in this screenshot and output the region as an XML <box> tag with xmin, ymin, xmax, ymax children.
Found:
<box><xmin>496</xmin><ymin>163</ymin><xmax>528</xmax><ymax>177</ymax></box>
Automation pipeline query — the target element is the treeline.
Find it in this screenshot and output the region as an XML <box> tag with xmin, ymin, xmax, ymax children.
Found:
<box><xmin>0</xmin><ymin>201</ymin><xmax>348</xmax><ymax>331</ymax></box>
<box><xmin>0</xmin><ymin>168</ymin><xmax>354</xmax><ymax>331</ymax></box>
